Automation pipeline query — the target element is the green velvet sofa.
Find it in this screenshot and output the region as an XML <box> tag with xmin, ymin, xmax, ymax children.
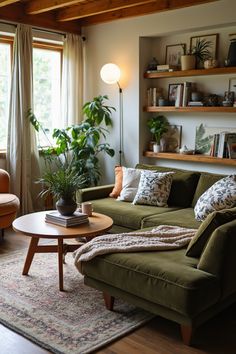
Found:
<box><xmin>76</xmin><ymin>164</ymin><xmax>236</xmax><ymax>345</ymax></box>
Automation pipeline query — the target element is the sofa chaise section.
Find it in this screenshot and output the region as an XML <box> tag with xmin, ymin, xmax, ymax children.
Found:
<box><xmin>81</xmin><ymin>220</ymin><xmax>236</xmax><ymax>345</ymax></box>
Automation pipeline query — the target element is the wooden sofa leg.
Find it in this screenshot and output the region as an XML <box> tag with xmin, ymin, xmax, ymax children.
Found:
<box><xmin>180</xmin><ymin>324</ymin><xmax>193</xmax><ymax>345</ymax></box>
<box><xmin>103</xmin><ymin>292</ymin><xmax>115</xmax><ymax>310</ymax></box>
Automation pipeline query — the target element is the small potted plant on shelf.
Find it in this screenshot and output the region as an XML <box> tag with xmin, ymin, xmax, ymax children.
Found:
<box><xmin>28</xmin><ymin>95</ymin><xmax>115</xmax><ymax>216</ymax></box>
<box><xmin>147</xmin><ymin>115</ymin><xmax>169</xmax><ymax>153</ymax></box>
<box><xmin>181</xmin><ymin>38</ymin><xmax>212</xmax><ymax>70</ymax></box>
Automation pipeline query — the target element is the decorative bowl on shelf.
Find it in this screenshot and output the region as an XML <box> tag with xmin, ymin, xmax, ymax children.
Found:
<box><xmin>179</xmin><ymin>145</ymin><xmax>195</xmax><ymax>155</ymax></box>
<box><xmin>181</xmin><ymin>150</ymin><xmax>196</xmax><ymax>155</ymax></box>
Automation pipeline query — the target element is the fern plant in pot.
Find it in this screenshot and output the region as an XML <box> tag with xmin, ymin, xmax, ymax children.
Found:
<box><xmin>29</xmin><ymin>95</ymin><xmax>115</xmax><ymax>216</ymax></box>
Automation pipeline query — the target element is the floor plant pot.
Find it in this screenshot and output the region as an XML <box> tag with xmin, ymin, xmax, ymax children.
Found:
<box><xmin>56</xmin><ymin>198</ymin><xmax>77</xmax><ymax>216</ymax></box>
<box><xmin>181</xmin><ymin>55</ymin><xmax>196</xmax><ymax>70</ymax></box>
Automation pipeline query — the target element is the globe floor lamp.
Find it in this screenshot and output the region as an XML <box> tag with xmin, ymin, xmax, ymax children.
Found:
<box><xmin>100</xmin><ymin>63</ymin><xmax>123</xmax><ymax>166</ymax></box>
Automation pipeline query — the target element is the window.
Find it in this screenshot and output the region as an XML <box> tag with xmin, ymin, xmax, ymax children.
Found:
<box><xmin>0</xmin><ymin>37</ymin><xmax>62</xmax><ymax>150</ymax></box>
<box><xmin>0</xmin><ymin>37</ymin><xmax>12</xmax><ymax>150</ymax></box>
<box><xmin>33</xmin><ymin>42</ymin><xmax>62</xmax><ymax>146</ymax></box>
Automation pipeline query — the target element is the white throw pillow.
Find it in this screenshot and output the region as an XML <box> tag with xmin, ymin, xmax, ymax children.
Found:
<box><xmin>117</xmin><ymin>167</ymin><xmax>141</xmax><ymax>202</ymax></box>
<box><xmin>132</xmin><ymin>170</ymin><xmax>173</xmax><ymax>207</ymax></box>
<box><xmin>194</xmin><ymin>175</ymin><xmax>236</xmax><ymax>221</ymax></box>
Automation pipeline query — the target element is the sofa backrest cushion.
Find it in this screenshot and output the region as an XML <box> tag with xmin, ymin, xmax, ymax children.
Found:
<box><xmin>136</xmin><ymin>164</ymin><xmax>200</xmax><ymax>207</ymax></box>
<box><xmin>186</xmin><ymin>207</ymin><xmax>236</xmax><ymax>258</ymax></box>
<box><xmin>197</xmin><ymin>220</ymin><xmax>236</xmax><ymax>294</ymax></box>
<box><xmin>191</xmin><ymin>172</ymin><xmax>225</xmax><ymax>207</ymax></box>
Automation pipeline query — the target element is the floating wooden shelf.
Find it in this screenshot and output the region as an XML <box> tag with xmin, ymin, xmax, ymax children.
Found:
<box><xmin>144</xmin><ymin>106</ymin><xmax>236</xmax><ymax>113</ymax></box>
<box><xmin>143</xmin><ymin>151</ymin><xmax>236</xmax><ymax>166</ymax></box>
<box><xmin>144</xmin><ymin>66</ymin><xmax>236</xmax><ymax>79</ymax></box>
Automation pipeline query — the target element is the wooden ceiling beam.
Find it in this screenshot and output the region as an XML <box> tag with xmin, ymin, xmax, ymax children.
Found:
<box><xmin>78</xmin><ymin>0</ymin><xmax>218</xmax><ymax>26</ymax></box>
<box><xmin>26</xmin><ymin>0</ymin><xmax>84</xmax><ymax>15</ymax></box>
<box><xmin>0</xmin><ymin>0</ymin><xmax>19</xmax><ymax>6</ymax></box>
<box><xmin>0</xmin><ymin>3</ymin><xmax>81</xmax><ymax>34</ymax></box>
<box><xmin>57</xmin><ymin>0</ymin><xmax>156</xmax><ymax>22</ymax></box>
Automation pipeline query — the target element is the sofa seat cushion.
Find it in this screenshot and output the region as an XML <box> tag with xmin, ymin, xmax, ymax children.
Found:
<box><xmin>82</xmin><ymin>249</ymin><xmax>220</xmax><ymax>317</ymax></box>
<box><xmin>90</xmin><ymin>198</ymin><xmax>180</xmax><ymax>230</ymax></box>
<box><xmin>141</xmin><ymin>208</ymin><xmax>201</xmax><ymax>229</ymax></box>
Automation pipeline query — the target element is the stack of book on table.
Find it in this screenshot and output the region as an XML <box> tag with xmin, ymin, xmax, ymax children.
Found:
<box><xmin>45</xmin><ymin>210</ymin><xmax>89</xmax><ymax>227</ymax></box>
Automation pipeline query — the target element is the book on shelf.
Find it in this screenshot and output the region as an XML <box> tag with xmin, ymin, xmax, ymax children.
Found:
<box><xmin>182</xmin><ymin>82</ymin><xmax>192</xmax><ymax>107</ymax></box>
<box><xmin>226</xmin><ymin>133</ymin><xmax>236</xmax><ymax>158</ymax></box>
<box><xmin>45</xmin><ymin>210</ymin><xmax>89</xmax><ymax>227</ymax></box>
<box><xmin>156</xmin><ymin>64</ymin><xmax>178</xmax><ymax>71</ymax></box>
<box><xmin>210</xmin><ymin>133</ymin><xmax>220</xmax><ymax>157</ymax></box>
<box><xmin>147</xmin><ymin>87</ymin><xmax>163</xmax><ymax>106</ymax></box>
<box><xmin>188</xmin><ymin>101</ymin><xmax>204</xmax><ymax>106</ymax></box>
<box><xmin>175</xmin><ymin>84</ymin><xmax>184</xmax><ymax>107</ymax></box>
<box><xmin>216</xmin><ymin>132</ymin><xmax>236</xmax><ymax>158</ymax></box>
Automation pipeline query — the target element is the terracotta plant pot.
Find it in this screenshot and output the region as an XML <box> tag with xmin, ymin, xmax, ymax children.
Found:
<box><xmin>181</xmin><ymin>55</ymin><xmax>196</xmax><ymax>70</ymax></box>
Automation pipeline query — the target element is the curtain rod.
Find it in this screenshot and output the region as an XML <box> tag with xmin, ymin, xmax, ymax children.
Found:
<box><xmin>0</xmin><ymin>20</ymin><xmax>86</xmax><ymax>40</ymax></box>
<box><xmin>0</xmin><ymin>20</ymin><xmax>66</xmax><ymax>37</ymax></box>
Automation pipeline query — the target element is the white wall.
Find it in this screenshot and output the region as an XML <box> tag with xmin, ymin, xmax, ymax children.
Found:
<box><xmin>83</xmin><ymin>0</ymin><xmax>236</xmax><ymax>183</ymax></box>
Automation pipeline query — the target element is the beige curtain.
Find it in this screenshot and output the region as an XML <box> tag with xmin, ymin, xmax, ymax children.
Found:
<box><xmin>61</xmin><ymin>33</ymin><xmax>84</xmax><ymax>126</ymax></box>
<box><xmin>7</xmin><ymin>24</ymin><xmax>41</xmax><ymax>215</ymax></box>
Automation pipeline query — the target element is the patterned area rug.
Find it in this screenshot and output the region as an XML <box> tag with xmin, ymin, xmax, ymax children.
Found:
<box><xmin>0</xmin><ymin>249</ymin><xmax>153</xmax><ymax>354</ymax></box>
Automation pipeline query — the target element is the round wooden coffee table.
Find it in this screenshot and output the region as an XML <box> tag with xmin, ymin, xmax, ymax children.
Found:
<box><xmin>13</xmin><ymin>211</ymin><xmax>113</xmax><ymax>291</ymax></box>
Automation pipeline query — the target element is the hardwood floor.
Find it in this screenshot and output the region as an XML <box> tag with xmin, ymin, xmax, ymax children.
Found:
<box><xmin>0</xmin><ymin>228</ymin><xmax>236</xmax><ymax>354</ymax></box>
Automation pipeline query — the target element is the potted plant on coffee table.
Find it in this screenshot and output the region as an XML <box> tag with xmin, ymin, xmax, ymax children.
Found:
<box><xmin>147</xmin><ymin>115</ymin><xmax>169</xmax><ymax>153</ymax></box>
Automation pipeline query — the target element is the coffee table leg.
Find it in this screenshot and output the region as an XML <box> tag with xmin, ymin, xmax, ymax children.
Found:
<box><xmin>58</xmin><ymin>238</ymin><xmax>64</xmax><ymax>291</ymax></box>
<box><xmin>22</xmin><ymin>237</ymin><xmax>39</xmax><ymax>275</ymax></box>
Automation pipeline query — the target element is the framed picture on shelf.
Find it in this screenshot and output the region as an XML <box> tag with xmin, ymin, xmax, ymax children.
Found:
<box><xmin>229</xmin><ymin>77</ymin><xmax>236</xmax><ymax>96</ymax></box>
<box><xmin>162</xmin><ymin>125</ymin><xmax>182</xmax><ymax>152</ymax></box>
<box><xmin>190</xmin><ymin>33</ymin><xmax>219</xmax><ymax>60</ymax></box>
<box><xmin>168</xmin><ymin>83</ymin><xmax>183</xmax><ymax>106</ymax></box>
<box><xmin>165</xmin><ymin>43</ymin><xmax>186</xmax><ymax>68</ymax></box>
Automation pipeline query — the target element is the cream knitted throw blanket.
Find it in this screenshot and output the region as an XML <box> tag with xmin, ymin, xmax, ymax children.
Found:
<box><xmin>74</xmin><ymin>225</ymin><xmax>197</xmax><ymax>274</ymax></box>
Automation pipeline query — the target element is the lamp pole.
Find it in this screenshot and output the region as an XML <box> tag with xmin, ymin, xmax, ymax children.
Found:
<box><xmin>118</xmin><ymin>82</ymin><xmax>123</xmax><ymax>166</ymax></box>
<box><xmin>100</xmin><ymin>63</ymin><xmax>123</xmax><ymax>166</ymax></box>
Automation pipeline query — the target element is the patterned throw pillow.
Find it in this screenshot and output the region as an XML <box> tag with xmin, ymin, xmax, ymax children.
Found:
<box><xmin>117</xmin><ymin>167</ymin><xmax>141</xmax><ymax>202</ymax></box>
<box><xmin>194</xmin><ymin>175</ymin><xmax>236</xmax><ymax>221</ymax></box>
<box><xmin>132</xmin><ymin>170</ymin><xmax>173</xmax><ymax>207</ymax></box>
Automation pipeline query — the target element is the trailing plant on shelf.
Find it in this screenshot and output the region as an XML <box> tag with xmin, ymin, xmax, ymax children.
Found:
<box><xmin>28</xmin><ymin>95</ymin><xmax>115</xmax><ymax>215</ymax></box>
<box><xmin>147</xmin><ymin>115</ymin><xmax>169</xmax><ymax>152</ymax></box>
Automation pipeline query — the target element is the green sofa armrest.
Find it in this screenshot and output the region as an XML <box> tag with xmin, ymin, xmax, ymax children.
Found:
<box><xmin>76</xmin><ymin>184</ymin><xmax>114</xmax><ymax>203</ymax></box>
<box><xmin>197</xmin><ymin>220</ymin><xmax>236</xmax><ymax>295</ymax></box>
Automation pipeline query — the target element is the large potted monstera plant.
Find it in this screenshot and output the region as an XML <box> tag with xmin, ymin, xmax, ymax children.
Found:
<box><xmin>29</xmin><ymin>95</ymin><xmax>115</xmax><ymax>215</ymax></box>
